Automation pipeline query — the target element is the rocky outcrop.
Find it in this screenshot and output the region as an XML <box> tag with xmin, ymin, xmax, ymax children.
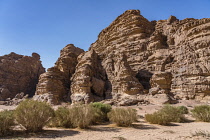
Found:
<box><xmin>0</xmin><ymin>52</ymin><xmax>45</xmax><ymax>100</ymax></box>
<box><xmin>34</xmin><ymin>44</ymin><xmax>84</xmax><ymax>104</ymax></box>
<box><xmin>35</xmin><ymin>9</ymin><xmax>210</xmax><ymax>105</ymax></box>
<box><xmin>0</xmin><ymin>92</ymin><xmax>28</xmax><ymax>106</ymax></box>
<box><xmin>149</xmin><ymin>72</ymin><xmax>172</xmax><ymax>95</ymax></box>
<box><xmin>147</xmin><ymin>72</ymin><xmax>173</xmax><ymax>104</ymax></box>
<box><xmin>70</xmin><ymin>50</ymin><xmax>106</xmax><ymax>104</ymax></box>
<box><xmin>88</xmin><ymin>10</ymin><xmax>210</xmax><ymax>103</ymax></box>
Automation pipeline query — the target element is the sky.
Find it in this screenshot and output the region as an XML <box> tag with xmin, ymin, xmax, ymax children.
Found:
<box><xmin>0</xmin><ymin>0</ymin><xmax>210</xmax><ymax>69</ymax></box>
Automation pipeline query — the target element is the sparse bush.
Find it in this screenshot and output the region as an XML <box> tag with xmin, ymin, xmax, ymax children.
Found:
<box><xmin>145</xmin><ymin>105</ymin><xmax>186</xmax><ymax>125</ymax></box>
<box><xmin>90</xmin><ymin>102</ymin><xmax>112</xmax><ymax>123</ymax></box>
<box><xmin>145</xmin><ymin>111</ymin><xmax>171</xmax><ymax>125</ymax></box>
<box><xmin>108</xmin><ymin>108</ymin><xmax>137</xmax><ymax>127</ymax></box>
<box><xmin>49</xmin><ymin>107</ymin><xmax>74</xmax><ymax>128</ymax></box>
<box><xmin>15</xmin><ymin>99</ymin><xmax>54</xmax><ymax>132</ymax></box>
<box><xmin>191</xmin><ymin>105</ymin><xmax>210</xmax><ymax>122</ymax></box>
<box><xmin>0</xmin><ymin>110</ymin><xmax>15</xmax><ymax>136</ymax></box>
<box><xmin>177</xmin><ymin>106</ymin><xmax>189</xmax><ymax>114</ymax></box>
<box><xmin>191</xmin><ymin>130</ymin><xmax>210</xmax><ymax>138</ymax></box>
<box><xmin>70</xmin><ymin>104</ymin><xmax>95</xmax><ymax>129</ymax></box>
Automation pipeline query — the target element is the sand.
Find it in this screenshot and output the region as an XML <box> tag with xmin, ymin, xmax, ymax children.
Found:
<box><xmin>1</xmin><ymin>100</ymin><xmax>210</xmax><ymax>140</ymax></box>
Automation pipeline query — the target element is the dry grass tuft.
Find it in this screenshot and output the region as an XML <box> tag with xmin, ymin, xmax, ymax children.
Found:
<box><xmin>191</xmin><ymin>105</ymin><xmax>210</xmax><ymax>122</ymax></box>
<box><xmin>15</xmin><ymin>99</ymin><xmax>54</xmax><ymax>132</ymax></box>
<box><xmin>145</xmin><ymin>105</ymin><xmax>187</xmax><ymax>125</ymax></box>
<box><xmin>108</xmin><ymin>108</ymin><xmax>137</xmax><ymax>127</ymax></box>
<box><xmin>0</xmin><ymin>110</ymin><xmax>15</xmax><ymax>136</ymax></box>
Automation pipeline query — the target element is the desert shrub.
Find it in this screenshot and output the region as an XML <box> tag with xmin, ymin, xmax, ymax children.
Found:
<box><xmin>108</xmin><ymin>108</ymin><xmax>137</xmax><ymax>127</ymax></box>
<box><xmin>191</xmin><ymin>130</ymin><xmax>210</xmax><ymax>138</ymax></box>
<box><xmin>15</xmin><ymin>99</ymin><xmax>55</xmax><ymax>132</ymax></box>
<box><xmin>145</xmin><ymin>111</ymin><xmax>171</xmax><ymax>125</ymax></box>
<box><xmin>49</xmin><ymin>107</ymin><xmax>74</xmax><ymax>128</ymax></box>
<box><xmin>159</xmin><ymin>105</ymin><xmax>186</xmax><ymax>122</ymax></box>
<box><xmin>70</xmin><ymin>104</ymin><xmax>95</xmax><ymax>129</ymax></box>
<box><xmin>0</xmin><ymin>110</ymin><xmax>15</xmax><ymax>136</ymax></box>
<box><xmin>145</xmin><ymin>105</ymin><xmax>186</xmax><ymax>125</ymax></box>
<box><xmin>191</xmin><ymin>105</ymin><xmax>210</xmax><ymax>122</ymax></box>
<box><xmin>90</xmin><ymin>102</ymin><xmax>112</xmax><ymax>123</ymax></box>
<box><xmin>177</xmin><ymin>106</ymin><xmax>189</xmax><ymax>114</ymax></box>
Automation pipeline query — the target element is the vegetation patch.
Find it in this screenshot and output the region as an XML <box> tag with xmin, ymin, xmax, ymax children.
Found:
<box><xmin>145</xmin><ymin>105</ymin><xmax>187</xmax><ymax>125</ymax></box>
<box><xmin>15</xmin><ymin>99</ymin><xmax>54</xmax><ymax>132</ymax></box>
<box><xmin>70</xmin><ymin>104</ymin><xmax>95</xmax><ymax>129</ymax></box>
<box><xmin>108</xmin><ymin>108</ymin><xmax>137</xmax><ymax>127</ymax></box>
<box><xmin>48</xmin><ymin>106</ymin><xmax>74</xmax><ymax>128</ymax></box>
<box><xmin>191</xmin><ymin>130</ymin><xmax>210</xmax><ymax>138</ymax></box>
<box><xmin>0</xmin><ymin>110</ymin><xmax>15</xmax><ymax>136</ymax></box>
<box><xmin>191</xmin><ymin>105</ymin><xmax>210</xmax><ymax>122</ymax></box>
<box><xmin>177</xmin><ymin>106</ymin><xmax>189</xmax><ymax>114</ymax></box>
<box><xmin>90</xmin><ymin>102</ymin><xmax>112</xmax><ymax>123</ymax></box>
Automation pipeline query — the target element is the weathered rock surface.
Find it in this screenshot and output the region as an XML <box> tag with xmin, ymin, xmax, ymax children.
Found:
<box><xmin>147</xmin><ymin>72</ymin><xmax>173</xmax><ymax>104</ymax></box>
<box><xmin>34</xmin><ymin>9</ymin><xmax>210</xmax><ymax>105</ymax></box>
<box><xmin>0</xmin><ymin>92</ymin><xmax>28</xmax><ymax>106</ymax></box>
<box><xmin>149</xmin><ymin>72</ymin><xmax>172</xmax><ymax>95</ymax></box>
<box><xmin>74</xmin><ymin>9</ymin><xmax>210</xmax><ymax>104</ymax></box>
<box><xmin>70</xmin><ymin>50</ymin><xmax>106</xmax><ymax>104</ymax></box>
<box><xmin>0</xmin><ymin>52</ymin><xmax>45</xmax><ymax>100</ymax></box>
<box><xmin>35</xmin><ymin>44</ymin><xmax>84</xmax><ymax>104</ymax></box>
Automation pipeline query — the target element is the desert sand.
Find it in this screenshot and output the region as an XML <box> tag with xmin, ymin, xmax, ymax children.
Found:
<box><xmin>1</xmin><ymin>100</ymin><xmax>210</xmax><ymax>140</ymax></box>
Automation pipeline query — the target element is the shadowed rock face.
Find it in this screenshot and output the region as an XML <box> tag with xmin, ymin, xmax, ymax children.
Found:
<box><xmin>0</xmin><ymin>52</ymin><xmax>45</xmax><ymax>100</ymax></box>
<box><xmin>34</xmin><ymin>44</ymin><xmax>84</xmax><ymax>104</ymax></box>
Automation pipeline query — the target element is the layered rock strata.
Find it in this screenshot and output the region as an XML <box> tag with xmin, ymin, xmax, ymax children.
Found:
<box><xmin>34</xmin><ymin>44</ymin><xmax>84</xmax><ymax>104</ymax></box>
<box><xmin>35</xmin><ymin>9</ymin><xmax>210</xmax><ymax>105</ymax></box>
<box><xmin>72</xmin><ymin>10</ymin><xmax>210</xmax><ymax>104</ymax></box>
<box><xmin>70</xmin><ymin>50</ymin><xmax>106</xmax><ymax>104</ymax></box>
<box><xmin>0</xmin><ymin>52</ymin><xmax>45</xmax><ymax>100</ymax></box>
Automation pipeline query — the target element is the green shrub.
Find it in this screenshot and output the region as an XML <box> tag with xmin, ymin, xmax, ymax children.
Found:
<box><xmin>191</xmin><ymin>105</ymin><xmax>210</xmax><ymax>122</ymax></box>
<box><xmin>70</xmin><ymin>104</ymin><xmax>95</xmax><ymax>129</ymax></box>
<box><xmin>90</xmin><ymin>102</ymin><xmax>112</xmax><ymax>123</ymax></box>
<box><xmin>49</xmin><ymin>107</ymin><xmax>74</xmax><ymax>128</ymax></box>
<box><xmin>15</xmin><ymin>99</ymin><xmax>55</xmax><ymax>132</ymax></box>
<box><xmin>145</xmin><ymin>112</ymin><xmax>171</xmax><ymax>125</ymax></box>
<box><xmin>177</xmin><ymin>106</ymin><xmax>188</xmax><ymax>114</ymax></box>
<box><xmin>108</xmin><ymin>108</ymin><xmax>137</xmax><ymax>127</ymax></box>
<box><xmin>145</xmin><ymin>105</ymin><xmax>186</xmax><ymax>125</ymax></box>
<box><xmin>0</xmin><ymin>110</ymin><xmax>15</xmax><ymax>136</ymax></box>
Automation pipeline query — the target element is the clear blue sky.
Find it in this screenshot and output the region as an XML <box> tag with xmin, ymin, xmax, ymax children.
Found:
<box><xmin>0</xmin><ymin>0</ymin><xmax>209</xmax><ymax>69</ymax></box>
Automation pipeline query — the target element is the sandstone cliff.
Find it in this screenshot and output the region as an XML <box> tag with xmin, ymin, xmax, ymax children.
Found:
<box><xmin>35</xmin><ymin>10</ymin><xmax>210</xmax><ymax>105</ymax></box>
<box><xmin>34</xmin><ymin>44</ymin><xmax>84</xmax><ymax>104</ymax></box>
<box><xmin>71</xmin><ymin>10</ymin><xmax>210</xmax><ymax>104</ymax></box>
<box><xmin>0</xmin><ymin>52</ymin><xmax>45</xmax><ymax>101</ymax></box>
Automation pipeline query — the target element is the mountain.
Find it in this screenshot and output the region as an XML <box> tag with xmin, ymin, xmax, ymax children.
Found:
<box><xmin>34</xmin><ymin>10</ymin><xmax>210</xmax><ymax>105</ymax></box>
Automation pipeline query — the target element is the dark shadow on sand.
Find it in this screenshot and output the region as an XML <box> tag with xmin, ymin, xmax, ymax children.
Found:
<box><xmin>2</xmin><ymin>129</ymin><xmax>80</xmax><ymax>139</ymax></box>
<box><xmin>132</xmin><ymin>124</ymin><xmax>158</xmax><ymax>130</ymax></box>
<box><xmin>89</xmin><ymin>126</ymin><xmax>121</xmax><ymax>132</ymax></box>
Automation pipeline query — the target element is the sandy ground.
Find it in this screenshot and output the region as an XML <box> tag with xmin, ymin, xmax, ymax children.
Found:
<box><xmin>1</xmin><ymin>100</ymin><xmax>210</xmax><ymax>140</ymax></box>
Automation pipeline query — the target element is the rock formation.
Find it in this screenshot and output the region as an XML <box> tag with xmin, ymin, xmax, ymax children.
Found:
<box><xmin>34</xmin><ymin>44</ymin><xmax>84</xmax><ymax>104</ymax></box>
<box><xmin>34</xmin><ymin>9</ymin><xmax>210</xmax><ymax>105</ymax></box>
<box><xmin>70</xmin><ymin>49</ymin><xmax>106</xmax><ymax>104</ymax></box>
<box><xmin>71</xmin><ymin>10</ymin><xmax>210</xmax><ymax>104</ymax></box>
<box><xmin>0</xmin><ymin>52</ymin><xmax>45</xmax><ymax>101</ymax></box>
